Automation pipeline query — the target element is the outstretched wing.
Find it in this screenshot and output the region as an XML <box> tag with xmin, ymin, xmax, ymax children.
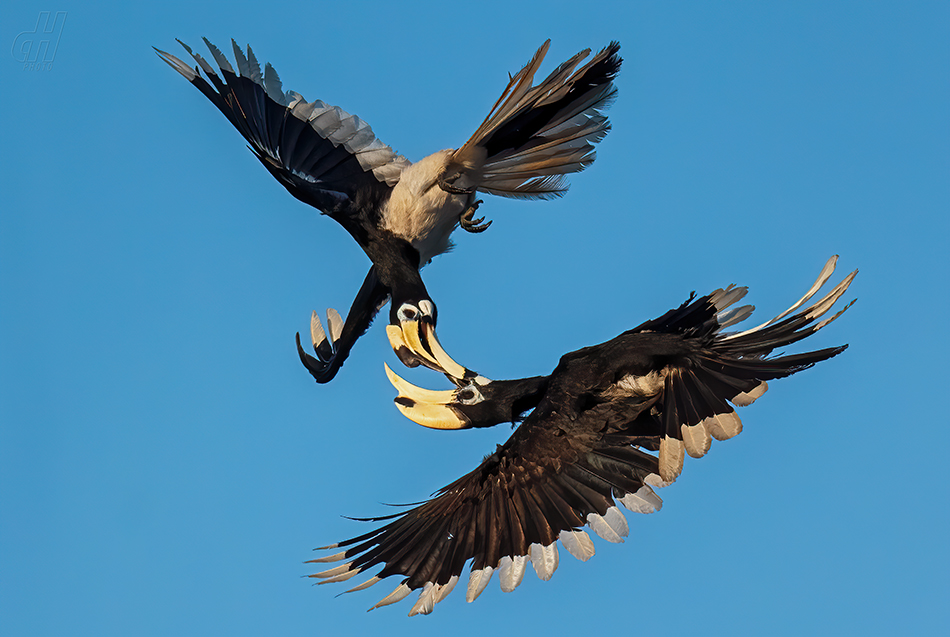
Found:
<box><xmin>155</xmin><ymin>39</ymin><xmax>409</xmax><ymax>233</ymax></box>
<box><xmin>309</xmin><ymin>401</ymin><xmax>665</xmax><ymax>615</ymax></box>
<box><xmin>643</xmin><ymin>257</ymin><xmax>855</xmax><ymax>482</ymax></box>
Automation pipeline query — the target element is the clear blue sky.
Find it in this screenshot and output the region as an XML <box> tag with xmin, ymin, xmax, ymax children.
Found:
<box><xmin>2</xmin><ymin>1</ymin><xmax>948</xmax><ymax>635</ymax></box>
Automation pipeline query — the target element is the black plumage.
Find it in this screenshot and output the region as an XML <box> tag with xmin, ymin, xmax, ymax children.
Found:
<box><xmin>155</xmin><ymin>38</ymin><xmax>621</xmax><ymax>383</ymax></box>
<box><xmin>310</xmin><ymin>257</ymin><xmax>856</xmax><ymax>615</ymax></box>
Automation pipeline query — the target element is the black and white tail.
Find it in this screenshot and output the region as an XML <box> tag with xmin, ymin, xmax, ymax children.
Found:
<box><xmin>449</xmin><ymin>41</ymin><xmax>621</xmax><ymax>199</ymax></box>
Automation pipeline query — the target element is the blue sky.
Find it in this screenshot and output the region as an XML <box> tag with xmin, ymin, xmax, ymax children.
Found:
<box><xmin>2</xmin><ymin>1</ymin><xmax>948</xmax><ymax>635</ymax></box>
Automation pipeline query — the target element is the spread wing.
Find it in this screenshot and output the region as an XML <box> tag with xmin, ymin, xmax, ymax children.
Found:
<box><xmin>155</xmin><ymin>39</ymin><xmax>409</xmax><ymax>234</ymax></box>
<box><xmin>308</xmin><ymin>400</ymin><xmax>665</xmax><ymax>615</ymax></box>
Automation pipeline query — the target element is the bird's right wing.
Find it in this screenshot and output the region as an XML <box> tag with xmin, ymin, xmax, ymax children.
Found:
<box><xmin>308</xmin><ymin>403</ymin><xmax>664</xmax><ymax>616</ymax></box>
<box><xmin>155</xmin><ymin>39</ymin><xmax>409</xmax><ymax>232</ymax></box>
<box><xmin>626</xmin><ymin>257</ymin><xmax>856</xmax><ymax>483</ymax></box>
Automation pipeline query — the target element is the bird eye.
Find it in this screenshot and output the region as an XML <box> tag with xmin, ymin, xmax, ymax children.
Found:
<box><xmin>456</xmin><ymin>384</ymin><xmax>483</xmax><ymax>405</ymax></box>
<box><xmin>397</xmin><ymin>303</ymin><xmax>419</xmax><ymax>321</ymax></box>
<box><xmin>397</xmin><ymin>300</ymin><xmax>435</xmax><ymax>323</ymax></box>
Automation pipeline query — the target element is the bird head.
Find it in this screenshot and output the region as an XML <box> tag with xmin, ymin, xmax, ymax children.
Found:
<box><xmin>391</xmin><ymin>297</ymin><xmax>437</xmax><ymax>326</ymax></box>
<box><xmin>383</xmin><ymin>363</ymin><xmax>548</xmax><ymax>430</ymax></box>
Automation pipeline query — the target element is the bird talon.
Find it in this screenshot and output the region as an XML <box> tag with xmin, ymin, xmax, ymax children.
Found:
<box><xmin>437</xmin><ymin>173</ymin><xmax>475</xmax><ymax>195</ymax></box>
<box><xmin>460</xmin><ymin>200</ymin><xmax>491</xmax><ymax>233</ymax></box>
<box><xmin>462</xmin><ymin>219</ymin><xmax>492</xmax><ymax>233</ymax></box>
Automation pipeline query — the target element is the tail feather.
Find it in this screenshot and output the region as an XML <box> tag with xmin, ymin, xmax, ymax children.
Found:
<box><xmin>478</xmin><ymin>175</ymin><xmax>573</xmax><ymax>200</ymax></box>
<box><xmin>464</xmin><ymin>41</ymin><xmax>555</xmax><ymax>147</ymax></box>
<box><xmin>452</xmin><ymin>41</ymin><xmax>621</xmax><ymax>199</ymax></box>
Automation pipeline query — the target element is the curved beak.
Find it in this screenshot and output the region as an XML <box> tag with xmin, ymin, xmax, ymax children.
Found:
<box><xmin>383</xmin><ymin>363</ymin><xmax>471</xmax><ymax>430</ymax></box>
<box><xmin>386</xmin><ymin>319</ymin><xmax>489</xmax><ymax>386</ymax></box>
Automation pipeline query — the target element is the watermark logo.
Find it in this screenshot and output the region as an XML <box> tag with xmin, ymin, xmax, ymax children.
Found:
<box><xmin>12</xmin><ymin>11</ymin><xmax>67</xmax><ymax>71</ymax></box>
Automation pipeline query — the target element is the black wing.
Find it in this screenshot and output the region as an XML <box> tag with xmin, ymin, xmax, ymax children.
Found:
<box><xmin>308</xmin><ymin>399</ymin><xmax>665</xmax><ymax>615</ymax></box>
<box><xmin>155</xmin><ymin>39</ymin><xmax>408</xmax><ymax>235</ymax></box>
<box><xmin>645</xmin><ymin>259</ymin><xmax>856</xmax><ymax>481</ymax></box>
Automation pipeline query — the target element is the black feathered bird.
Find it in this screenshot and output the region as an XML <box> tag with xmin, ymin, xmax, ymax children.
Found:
<box><xmin>155</xmin><ymin>38</ymin><xmax>621</xmax><ymax>383</ymax></box>
<box><xmin>308</xmin><ymin>257</ymin><xmax>856</xmax><ymax>615</ymax></box>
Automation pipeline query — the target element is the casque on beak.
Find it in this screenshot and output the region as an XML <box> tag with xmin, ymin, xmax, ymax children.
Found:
<box><xmin>384</xmin><ymin>363</ymin><xmax>471</xmax><ymax>430</ymax></box>
<box><xmin>386</xmin><ymin>319</ymin><xmax>488</xmax><ymax>386</ymax></box>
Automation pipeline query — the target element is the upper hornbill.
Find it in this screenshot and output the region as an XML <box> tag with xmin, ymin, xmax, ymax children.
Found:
<box><xmin>308</xmin><ymin>256</ymin><xmax>856</xmax><ymax>615</ymax></box>
<box><xmin>155</xmin><ymin>38</ymin><xmax>621</xmax><ymax>383</ymax></box>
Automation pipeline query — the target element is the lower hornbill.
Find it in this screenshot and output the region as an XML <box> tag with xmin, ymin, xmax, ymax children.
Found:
<box><xmin>155</xmin><ymin>38</ymin><xmax>621</xmax><ymax>383</ymax></box>
<box><xmin>309</xmin><ymin>256</ymin><xmax>856</xmax><ymax>615</ymax></box>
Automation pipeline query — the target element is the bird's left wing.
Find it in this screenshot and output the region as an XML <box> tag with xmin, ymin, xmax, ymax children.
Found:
<box><xmin>309</xmin><ymin>403</ymin><xmax>664</xmax><ymax>616</ymax></box>
<box><xmin>155</xmin><ymin>39</ymin><xmax>409</xmax><ymax>231</ymax></box>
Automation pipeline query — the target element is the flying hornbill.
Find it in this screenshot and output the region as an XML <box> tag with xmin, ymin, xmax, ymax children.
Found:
<box><xmin>155</xmin><ymin>38</ymin><xmax>621</xmax><ymax>383</ymax></box>
<box><xmin>308</xmin><ymin>256</ymin><xmax>856</xmax><ymax>615</ymax></box>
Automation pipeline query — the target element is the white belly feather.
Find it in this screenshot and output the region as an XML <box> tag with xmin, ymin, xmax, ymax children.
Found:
<box><xmin>381</xmin><ymin>150</ymin><xmax>468</xmax><ymax>265</ymax></box>
<box><xmin>600</xmin><ymin>369</ymin><xmax>669</xmax><ymax>400</ymax></box>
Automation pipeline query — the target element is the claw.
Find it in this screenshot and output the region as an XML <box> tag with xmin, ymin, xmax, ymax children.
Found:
<box><xmin>437</xmin><ymin>171</ymin><xmax>475</xmax><ymax>195</ymax></box>
<box><xmin>460</xmin><ymin>200</ymin><xmax>491</xmax><ymax>233</ymax></box>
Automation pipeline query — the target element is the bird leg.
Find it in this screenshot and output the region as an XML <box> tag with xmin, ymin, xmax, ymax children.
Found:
<box><xmin>438</xmin><ymin>170</ymin><xmax>493</xmax><ymax>232</ymax></box>
<box><xmin>459</xmin><ymin>198</ymin><xmax>491</xmax><ymax>233</ymax></box>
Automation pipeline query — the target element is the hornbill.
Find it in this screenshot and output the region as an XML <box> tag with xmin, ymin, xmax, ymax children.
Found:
<box><xmin>308</xmin><ymin>256</ymin><xmax>856</xmax><ymax>615</ymax></box>
<box><xmin>154</xmin><ymin>38</ymin><xmax>620</xmax><ymax>383</ymax></box>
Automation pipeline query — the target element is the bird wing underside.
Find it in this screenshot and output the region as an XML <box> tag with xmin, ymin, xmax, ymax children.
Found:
<box><xmin>638</xmin><ymin>257</ymin><xmax>856</xmax><ymax>481</ymax></box>
<box><xmin>308</xmin><ymin>409</ymin><xmax>664</xmax><ymax>615</ymax></box>
<box><xmin>156</xmin><ymin>39</ymin><xmax>408</xmax><ymax>227</ymax></box>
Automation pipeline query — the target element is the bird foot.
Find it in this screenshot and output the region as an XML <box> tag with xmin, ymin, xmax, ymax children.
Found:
<box><xmin>437</xmin><ymin>172</ymin><xmax>475</xmax><ymax>195</ymax></box>
<box><xmin>460</xmin><ymin>200</ymin><xmax>491</xmax><ymax>233</ymax></box>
